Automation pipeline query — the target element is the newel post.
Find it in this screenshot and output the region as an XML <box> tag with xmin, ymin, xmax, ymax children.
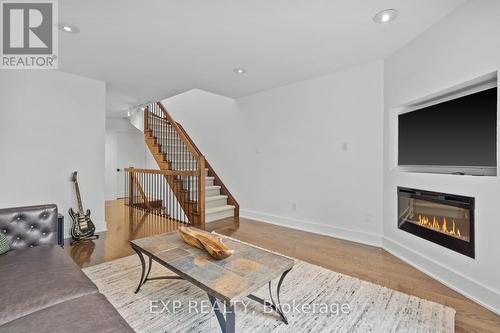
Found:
<box><xmin>128</xmin><ymin>167</ymin><xmax>134</xmax><ymax>207</ymax></box>
<box><xmin>198</xmin><ymin>156</ymin><xmax>206</xmax><ymax>228</ymax></box>
<box><xmin>143</xmin><ymin>107</ymin><xmax>149</xmax><ymax>133</ymax></box>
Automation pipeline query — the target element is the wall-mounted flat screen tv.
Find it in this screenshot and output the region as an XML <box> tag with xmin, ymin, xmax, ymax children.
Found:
<box><xmin>398</xmin><ymin>87</ymin><xmax>497</xmax><ymax>171</ymax></box>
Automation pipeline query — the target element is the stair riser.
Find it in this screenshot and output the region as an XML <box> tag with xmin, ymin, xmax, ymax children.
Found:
<box><xmin>206</xmin><ymin>207</ymin><xmax>235</xmax><ymax>223</ymax></box>
<box><xmin>185</xmin><ymin>186</ymin><xmax>220</xmax><ymax>199</ymax></box>
<box><xmin>205</xmin><ymin>187</ymin><xmax>221</xmax><ymax>197</ymax></box>
<box><xmin>181</xmin><ymin>178</ymin><xmax>214</xmax><ymax>187</ymax></box>
<box><xmin>205</xmin><ymin>197</ymin><xmax>228</xmax><ymax>209</ymax></box>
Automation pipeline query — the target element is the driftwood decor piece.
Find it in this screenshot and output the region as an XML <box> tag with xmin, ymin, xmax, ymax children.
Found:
<box><xmin>179</xmin><ymin>226</ymin><xmax>234</xmax><ymax>260</ymax></box>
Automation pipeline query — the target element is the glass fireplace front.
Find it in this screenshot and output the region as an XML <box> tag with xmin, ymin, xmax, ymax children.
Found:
<box><xmin>398</xmin><ymin>187</ymin><xmax>475</xmax><ymax>258</ymax></box>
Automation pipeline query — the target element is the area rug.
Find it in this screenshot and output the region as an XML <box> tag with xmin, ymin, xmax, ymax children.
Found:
<box><xmin>83</xmin><ymin>246</ymin><xmax>455</xmax><ymax>333</ymax></box>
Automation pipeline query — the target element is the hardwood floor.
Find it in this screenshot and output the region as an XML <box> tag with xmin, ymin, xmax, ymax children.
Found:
<box><xmin>66</xmin><ymin>200</ymin><xmax>500</xmax><ymax>333</ymax></box>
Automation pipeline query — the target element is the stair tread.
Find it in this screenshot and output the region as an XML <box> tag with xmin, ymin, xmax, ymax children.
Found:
<box><xmin>205</xmin><ymin>195</ymin><xmax>228</xmax><ymax>202</ymax></box>
<box><xmin>180</xmin><ymin>176</ymin><xmax>214</xmax><ymax>180</ymax></box>
<box><xmin>206</xmin><ymin>205</ymin><xmax>235</xmax><ymax>214</ymax></box>
<box><xmin>188</xmin><ymin>185</ymin><xmax>220</xmax><ymax>191</ymax></box>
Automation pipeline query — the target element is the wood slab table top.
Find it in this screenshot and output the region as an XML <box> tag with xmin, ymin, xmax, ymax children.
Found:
<box><xmin>131</xmin><ymin>229</ymin><xmax>294</xmax><ymax>304</ymax></box>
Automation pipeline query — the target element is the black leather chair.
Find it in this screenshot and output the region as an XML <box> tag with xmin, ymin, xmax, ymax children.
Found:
<box><xmin>0</xmin><ymin>204</ymin><xmax>133</xmax><ymax>332</ymax></box>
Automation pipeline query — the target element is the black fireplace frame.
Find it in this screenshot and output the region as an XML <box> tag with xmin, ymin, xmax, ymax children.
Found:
<box><xmin>397</xmin><ymin>187</ymin><xmax>475</xmax><ymax>258</ymax></box>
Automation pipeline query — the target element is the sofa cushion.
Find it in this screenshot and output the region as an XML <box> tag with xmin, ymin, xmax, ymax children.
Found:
<box><xmin>0</xmin><ymin>233</ymin><xmax>9</xmax><ymax>254</ymax></box>
<box><xmin>0</xmin><ymin>245</ymin><xmax>98</xmax><ymax>325</ymax></box>
<box><xmin>0</xmin><ymin>293</ymin><xmax>134</xmax><ymax>333</ymax></box>
<box><xmin>0</xmin><ymin>204</ymin><xmax>58</xmax><ymax>250</ymax></box>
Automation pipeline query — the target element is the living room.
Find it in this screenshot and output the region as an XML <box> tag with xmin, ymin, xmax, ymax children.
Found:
<box><xmin>0</xmin><ymin>1</ymin><xmax>499</xmax><ymax>332</ymax></box>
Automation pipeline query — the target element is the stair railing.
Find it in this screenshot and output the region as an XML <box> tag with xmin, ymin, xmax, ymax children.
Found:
<box><xmin>124</xmin><ymin>167</ymin><xmax>200</xmax><ymax>224</ymax></box>
<box><xmin>140</xmin><ymin>102</ymin><xmax>206</xmax><ymax>227</ymax></box>
<box><xmin>126</xmin><ymin>101</ymin><xmax>238</xmax><ymax>227</ymax></box>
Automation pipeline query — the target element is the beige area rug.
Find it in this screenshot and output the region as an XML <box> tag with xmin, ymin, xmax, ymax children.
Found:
<box><xmin>83</xmin><ymin>247</ymin><xmax>455</xmax><ymax>333</ymax></box>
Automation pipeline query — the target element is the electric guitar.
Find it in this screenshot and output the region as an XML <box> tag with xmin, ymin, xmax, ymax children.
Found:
<box><xmin>69</xmin><ymin>171</ymin><xmax>96</xmax><ymax>240</ymax></box>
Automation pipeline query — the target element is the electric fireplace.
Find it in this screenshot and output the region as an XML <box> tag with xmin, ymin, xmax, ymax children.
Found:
<box><xmin>398</xmin><ymin>187</ymin><xmax>475</xmax><ymax>258</ymax></box>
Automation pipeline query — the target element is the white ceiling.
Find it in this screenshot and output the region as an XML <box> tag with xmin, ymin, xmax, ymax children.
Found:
<box><xmin>58</xmin><ymin>0</ymin><xmax>467</xmax><ymax>115</ymax></box>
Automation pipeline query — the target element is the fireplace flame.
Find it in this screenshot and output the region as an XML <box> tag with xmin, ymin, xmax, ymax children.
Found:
<box><xmin>418</xmin><ymin>214</ymin><xmax>462</xmax><ymax>238</ymax></box>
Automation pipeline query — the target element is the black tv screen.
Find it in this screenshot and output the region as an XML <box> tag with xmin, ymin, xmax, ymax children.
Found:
<box><xmin>398</xmin><ymin>87</ymin><xmax>497</xmax><ymax>167</ymax></box>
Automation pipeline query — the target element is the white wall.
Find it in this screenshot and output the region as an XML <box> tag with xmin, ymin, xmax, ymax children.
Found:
<box><xmin>236</xmin><ymin>61</ymin><xmax>384</xmax><ymax>245</ymax></box>
<box><xmin>0</xmin><ymin>70</ymin><xmax>106</xmax><ymax>236</ymax></box>
<box><xmin>383</xmin><ymin>0</ymin><xmax>500</xmax><ymax>313</ymax></box>
<box><xmin>105</xmin><ymin>117</ymin><xmax>150</xmax><ymax>200</ymax></box>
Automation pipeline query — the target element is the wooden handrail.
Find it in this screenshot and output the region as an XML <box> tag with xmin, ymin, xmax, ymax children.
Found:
<box><xmin>125</xmin><ymin>167</ymin><xmax>198</xmax><ymax>176</ymax></box>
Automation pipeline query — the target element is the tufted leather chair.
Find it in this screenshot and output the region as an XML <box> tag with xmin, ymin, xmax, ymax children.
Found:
<box><xmin>0</xmin><ymin>204</ymin><xmax>59</xmax><ymax>250</ymax></box>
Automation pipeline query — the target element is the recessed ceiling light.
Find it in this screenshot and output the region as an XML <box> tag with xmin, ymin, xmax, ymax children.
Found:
<box><xmin>373</xmin><ymin>9</ymin><xmax>399</xmax><ymax>24</ymax></box>
<box><xmin>59</xmin><ymin>24</ymin><xmax>80</xmax><ymax>33</ymax></box>
<box><xmin>233</xmin><ymin>68</ymin><xmax>247</xmax><ymax>74</ymax></box>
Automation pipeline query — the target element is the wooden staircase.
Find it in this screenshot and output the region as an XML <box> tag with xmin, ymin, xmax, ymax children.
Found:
<box><xmin>141</xmin><ymin>102</ymin><xmax>238</xmax><ymax>227</ymax></box>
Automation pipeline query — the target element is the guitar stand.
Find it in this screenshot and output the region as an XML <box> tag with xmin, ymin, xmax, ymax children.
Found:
<box><xmin>70</xmin><ymin>234</ymin><xmax>99</xmax><ymax>245</ymax></box>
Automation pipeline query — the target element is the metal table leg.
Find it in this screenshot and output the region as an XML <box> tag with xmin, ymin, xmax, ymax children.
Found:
<box><xmin>208</xmin><ymin>294</ymin><xmax>235</xmax><ymax>333</ymax></box>
<box><xmin>247</xmin><ymin>267</ymin><xmax>292</xmax><ymax>324</ymax></box>
<box><xmin>133</xmin><ymin>247</ymin><xmax>183</xmax><ymax>294</ymax></box>
<box><xmin>133</xmin><ymin>247</ymin><xmax>147</xmax><ymax>294</ymax></box>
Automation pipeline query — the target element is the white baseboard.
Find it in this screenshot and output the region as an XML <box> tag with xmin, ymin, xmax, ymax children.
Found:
<box><xmin>383</xmin><ymin>237</ymin><xmax>500</xmax><ymax>315</ymax></box>
<box><xmin>240</xmin><ymin>208</ymin><xmax>500</xmax><ymax>315</ymax></box>
<box><xmin>240</xmin><ymin>209</ymin><xmax>383</xmax><ymax>247</ymax></box>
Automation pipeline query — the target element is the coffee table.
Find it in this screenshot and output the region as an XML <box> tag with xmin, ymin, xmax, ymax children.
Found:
<box><xmin>130</xmin><ymin>230</ymin><xmax>294</xmax><ymax>333</ymax></box>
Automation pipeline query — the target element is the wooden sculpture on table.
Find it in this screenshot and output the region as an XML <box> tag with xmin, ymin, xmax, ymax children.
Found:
<box><xmin>179</xmin><ymin>226</ymin><xmax>234</xmax><ymax>260</ymax></box>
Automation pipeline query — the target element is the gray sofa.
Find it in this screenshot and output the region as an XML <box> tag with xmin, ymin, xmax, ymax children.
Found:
<box><xmin>0</xmin><ymin>204</ymin><xmax>133</xmax><ymax>333</ymax></box>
